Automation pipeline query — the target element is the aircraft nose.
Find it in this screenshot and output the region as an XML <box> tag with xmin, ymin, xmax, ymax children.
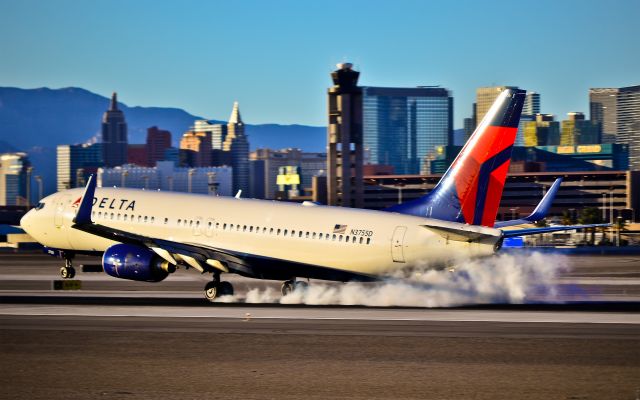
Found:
<box><xmin>20</xmin><ymin>209</ymin><xmax>33</xmax><ymax>234</ymax></box>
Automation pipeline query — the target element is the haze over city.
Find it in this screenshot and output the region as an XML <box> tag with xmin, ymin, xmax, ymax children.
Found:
<box><xmin>1</xmin><ymin>0</ymin><xmax>639</xmax><ymax>127</ymax></box>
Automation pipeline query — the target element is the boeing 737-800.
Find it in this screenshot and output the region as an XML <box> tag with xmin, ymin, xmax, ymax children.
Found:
<box><xmin>20</xmin><ymin>88</ymin><xmax>606</xmax><ymax>301</ymax></box>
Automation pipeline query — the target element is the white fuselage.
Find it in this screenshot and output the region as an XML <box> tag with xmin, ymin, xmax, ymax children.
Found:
<box><xmin>21</xmin><ymin>188</ymin><xmax>500</xmax><ymax>278</ymax></box>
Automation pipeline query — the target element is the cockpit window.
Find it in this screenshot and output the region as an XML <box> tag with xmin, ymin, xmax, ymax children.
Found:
<box><xmin>35</xmin><ymin>202</ymin><xmax>45</xmax><ymax>210</ymax></box>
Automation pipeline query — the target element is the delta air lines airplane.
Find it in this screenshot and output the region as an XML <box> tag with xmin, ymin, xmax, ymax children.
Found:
<box><xmin>20</xmin><ymin>89</ymin><xmax>605</xmax><ymax>301</ymax></box>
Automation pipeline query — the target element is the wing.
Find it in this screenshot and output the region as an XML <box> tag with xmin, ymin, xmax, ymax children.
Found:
<box><xmin>71</xmin><ymin>175</ymin><xmax>377</xmax><ymax>282</ymax></box>
<box><xmin>494</xmin><ymin>178</ymin><xmax>562</xmax><ymax>228</ymax></box>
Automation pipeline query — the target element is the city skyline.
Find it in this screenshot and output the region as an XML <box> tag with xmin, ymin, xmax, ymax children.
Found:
<box><xmin>1</xmin><ymin>0</ymin><xmax>639</xmax><ymax>129</ymax></box>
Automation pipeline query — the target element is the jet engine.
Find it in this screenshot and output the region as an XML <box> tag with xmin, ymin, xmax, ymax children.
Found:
<box><xmin>102</xmin><ymin>244</ymin><xmax>175</xmax><ymax>282</ymax></box>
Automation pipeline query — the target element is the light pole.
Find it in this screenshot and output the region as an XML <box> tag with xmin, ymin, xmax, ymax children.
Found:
<box><xmin>207</xmin><ymin>172</ymin><xmax>217</xmax><ymax>196</ymax></box>
<box><xmin>34</xmin><ymin>175</ymin><xmax>43</xmax><ymax>202</ymax></box>
<box><xmin>121</xmin><ymin>170</ymin><xmax>129</xmax><ymax>188</ymax></box>
<box><xmin>167</xmin><ymin>176</ymin><xmax>173</xmax><ymax>191</ymax></box>
<box><xmin>142</xmin><ymin>175</ymin><xmax>149</xmax><ymax>190</ymax></box>
<box><xmin>188</xmin><ymin>169</ymin><xmax>195</xmax><ymax>193</ymax></box>
<box><xmin>601</xmin><ymin>192</ymin><xmax>607</xmax><ymax>221</ymax></box>
<box><xmin>25</xmin><ymin>166</ymin><xmax>33</xmax><ymax>208</ymax></box>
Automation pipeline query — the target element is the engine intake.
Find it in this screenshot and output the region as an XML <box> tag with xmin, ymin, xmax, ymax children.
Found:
<box><xmin>102</xmin><ymin>244</ymin><xmax>175</xmax><ymax>282</ymax></box>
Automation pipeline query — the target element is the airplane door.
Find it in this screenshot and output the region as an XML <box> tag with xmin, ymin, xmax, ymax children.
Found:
<box><xmin>391</xmin><ymin>226</ymin><xmax>407</xmax><ymax>263</ymax></box>
<box><xmin>54</xmin><ymin>195</ymin><xmax>71</xmax><ymax>228</ymax></box>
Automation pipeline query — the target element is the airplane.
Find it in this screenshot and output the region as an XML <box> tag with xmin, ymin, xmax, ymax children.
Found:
<box><xmin>20</xmin><ymin>88</ymin><xmax>607</xmax><ymax>301</ymax></box>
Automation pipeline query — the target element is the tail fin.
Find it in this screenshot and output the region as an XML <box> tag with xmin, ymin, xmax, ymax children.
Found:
<box><xmin>387</xmin><ymin>88</ymin><xmax>526</xmax><ymax>227</ymax></box>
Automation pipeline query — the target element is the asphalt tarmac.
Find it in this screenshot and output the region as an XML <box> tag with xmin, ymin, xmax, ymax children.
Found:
<box><xmin>1</xmin><ymin>252</ymin><xmax>640</xmax><ymax>399</ymax></box>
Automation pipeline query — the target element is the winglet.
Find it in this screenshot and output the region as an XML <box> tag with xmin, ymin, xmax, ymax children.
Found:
<box><xmin>494</xmin><ymin>178</ymin><xmax>563</xmax><ymax>228</ymax></box>
<box><xmin>235</xmin><ymin>190</ymin><xmax>242</xmax><ymax>199</ymax></box>
<box><xmin>73</xmin><ymin>174</ymin><xmax>96</xmax><ymax>225</ymax></box>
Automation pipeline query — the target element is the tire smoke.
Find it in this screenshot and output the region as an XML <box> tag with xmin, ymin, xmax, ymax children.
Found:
<box><xmin>221</xmin><ymin>252</ymin><xmax>567</xmax><ymax>307</ymax></box>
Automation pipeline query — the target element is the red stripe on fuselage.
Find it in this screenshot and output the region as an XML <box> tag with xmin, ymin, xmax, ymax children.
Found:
<box><xmin>453</xmin><ymin>125</ymin><xmax>518</xmax><ymax>224</ymax></box>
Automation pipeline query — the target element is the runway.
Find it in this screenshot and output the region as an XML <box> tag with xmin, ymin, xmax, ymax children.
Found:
<box><xmin>1</xmin><ymin>252</ymin><xmax>640</xmax><ymax>399</ymax></box>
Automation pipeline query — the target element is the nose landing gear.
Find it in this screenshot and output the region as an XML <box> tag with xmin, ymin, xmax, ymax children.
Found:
<box><xmin>59</xmin><ymin>258</ymin><xmax>76</xmax><ymax>279</ymax></box>
<box><xmin>281</xmin><ymin>279</ymin><xmax>308</xmax><ymax>296</ymax></box>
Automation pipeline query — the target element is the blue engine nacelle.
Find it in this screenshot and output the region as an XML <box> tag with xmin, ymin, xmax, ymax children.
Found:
<box><xmin>102</xmin><ymin>244</ymin><xmax>175</xmax><ymax>282</ymax></box>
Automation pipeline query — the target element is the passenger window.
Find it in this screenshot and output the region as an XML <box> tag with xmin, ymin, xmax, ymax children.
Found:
<box><xmin>359</xmin><ymin>237</ymin><xmax>363</xmax><ymax>244</ymax></box>
<box><xmin>92</xmin><ymin>211</ymin><xmax>95</xmax><ymax>217</ymax></box>
<box><xmin>366</xmin><ymin>238</ymin><xmax>371</xmax><ymax>245</ymax></box>
<box><xmin>352</xmin><ymin>236</ymin><xmax>356</xmax><ymax>243</ymax></box>
<box><xmin>312</xmin><ymin>233</ymin><xmax>316</xmax><ymax>239</ymax></box>
<box><xmin>124</xmin><ymin>215</ymin><xmax>128</xmax><ymax>221</ymax></box>
<box><xmin>298</xmin><ymin>231</ymin><xmax>303</xmax><ymax>238</ymax></box>
<box><xmin>216</xmin><ymin>222</ymin><xmax>220</xmax><ymax>229</ymax></box>
<box><xmin>165</xmin><ymin>218</ymin><xmax>169</xmax><ymax>224</ymax></box>
<box><xmin>151</xmin><ymin>217</ymin><xmax>155</xmax><ymax>224</ymax></box>
<box><xmin>230</xmin><ymin>224</ymin><xmax>234</xmax><ymax>230</ymax></box>
<box><xmin>249</xmin><ymin>226</ymin><xmax>253</xmax><ymax>233</ymax></box>
<box><xmin>223</xmin><ymin>223</ymin><xmax>227</xmax><ymax>230</ymax></box>
<box><xmin>345</xmin><ymin>236</ymin><xmax>349</xmax><ymax>242</ymax></box>
<box><xmin>277</xmin><ymin>229</ymin><xmax>281</xmax><ymax>235</ymax></box>
<box><xmin>195</xmin><ymin>220</ymin><xmax>199</xmax><ymax>227</ymax></box>
<box><xmin>262</xmin><ymin>227</ymin><xmax>267</xmax><ymax>234</ymax></box>
<box><xmin>332</xmin><ymin>234</ymin><xmax>336</xmax><ymax>241</ymax></box>
<box><xmin>236</xmin><ymin>225</ymin><xmax>240</xmax><ymax>231</ymax></box>
<box><xmin>306</xmin><ymin>232</ymin><xmax>310</xmax><ymax>238</ymax></box>
<box><xmin>318</xmin><ymin>233</ymin><xmax>323</xmax><ymax>240</ymax></box>
<box><xmin>243</xmin><ymin>225</ymin><xmax>247</xmax><ymax>231</ymax></box>
<box><xmin>144</xmin><ymin>216</ymin><xmax>148</xmax><ymax>223</ymax></box>
<box><xmin>339</xmin><ymin>235</ymin><xmax>343</xmax><ymax>242</ymax></box>
<box><xmin>189</xmin><ymin>220</ymin><xmax>193</xmax><ymax>227</ymax></box>
<box><xmin>326</xmin><ymin>235</ymin><xmax>330</xmax><ymax>241</ymax></box>
<box><xmin>270</xmin><ymin>228</ymin><xmax>274</xmax><ymax>234</ymax></box>
<box><xmin>284</xmin><ymin>229</ymin><xmax>288</xmax><ymax>235</ymax></box>
<box><xmin>110</xmin><ymin>213</ymin><xmax>114</xmax><ymax>219</ymax></box>
<box><xmin>178</xmin><ymin>219</ymin><xmax>181</xmax><ymax>224</ymax></box>
<box><xmin>98</xmin><ymin>212</ymin><xmax>102</xmax><ymax>218</ymax></box>
<box><xmin>117</xmin><ymin>214</ymin><xmax>121</xmax><ymax>221</ymax></box>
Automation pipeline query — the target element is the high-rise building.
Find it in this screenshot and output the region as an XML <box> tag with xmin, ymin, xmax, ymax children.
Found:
<box><xmin>463</xmin><ymin>103</ymin><xmax>477</xmax><ymax>142</ymax></box>
<box><xmin>362</xmin><ymin>86</ymin><xmax>453</xmax><ymax>175</ymax></box>
<box><xmin>194</xmin><ymin>120</ymin><xmax>227</xmax><ymax>150</ymax></box>
<box><xmin>560</xmin><ymin>112</ymin><xmax>600</xmax><ymax>146</ymax></box>
<box><xmin>223</xmin><ymin>102</ymin><xmax>250</xmax><ymax>195</ymax></box>
<box><xmin>523</xmin><ymin>114</ymin><xmax>560</xmax><ymax>146</ymax></box>
<box><xmin>127</xmin><ymin>144</ymin><xmax>148</xmax><ymax>166</ymax></box>
<box><xmin>476</xmin><ymin>86</ymin><xmax>518</xmax><ymax>123</ymax></box>
<box><xmin>56</xmin><ymin>143</ymin><xmax>103</xmax><ymax>191</ymax></box>
<box><xmin>0</xmin><ymin>153</ymin><xmax>30</xmax><ymax>206</ymax></box>
<box><xmin>146</xmin><ymin>126</ymin><xmax>172</xmax><ymax>167</ymax></box>
<box><xmin>590</xmin><ymin>88</ymin><xmax>619</xmax><ymax>144</ymax></box>
<box><xmin>477</xmin><ymin>86</ymin><xmax>525</xmax><ymax>145</ymax></box>
<box><xmin>522</xmin><ymin>92</ymin><xmax>540</xmax><ymax>115</ymax></box>
<box><xmin>250</xmin><ymin>148</ymin><xmax>326</xmax><ymax>199</ymax></box>
<box><xmin>617</xmin><ymin>85</ymin><xmax>640</xmax><ymax>170</ymax></box>
<box><xmin>327</xmin><ymin>63</ymin><xmax>364</xmax><ymax>208</ymax></box>
<box><xmin>101</xmin><ymin>92</ymin><xmax>128</xmax><ymax>167</ymax></box>
<box><xmin>179</xmin><ymin>131</ymin><xmax>212</xmax><ymax>167</ymax></box>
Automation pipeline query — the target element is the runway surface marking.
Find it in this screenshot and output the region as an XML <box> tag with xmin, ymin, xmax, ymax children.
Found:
<box><xmin>1</xmin><ymin>303</ymin><xmax>639</xmax><ymax>324</ymax></box>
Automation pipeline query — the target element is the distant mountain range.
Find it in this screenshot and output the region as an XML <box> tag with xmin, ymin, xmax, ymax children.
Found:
<box><xmin>0</xmin><ymin>86</ymin><xmax>326</xmax><ymax>197</ymax></box>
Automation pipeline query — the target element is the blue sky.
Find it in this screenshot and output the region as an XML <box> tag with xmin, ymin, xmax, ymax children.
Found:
<box><xmin>1</xmin><ymin>0</ymin><xmax>639</xmax><ymax>128</ymax></box>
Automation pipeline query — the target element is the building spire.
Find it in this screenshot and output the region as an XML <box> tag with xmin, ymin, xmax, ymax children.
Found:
<box><xmin>110</xmin><ymin>92</ymin><xmax>118</xmax><ymax>111</ymax></box>
<box><xmin>229</xmin><ymin>101</ymin><xmax>243</xmax><ymax>124</ymax></box>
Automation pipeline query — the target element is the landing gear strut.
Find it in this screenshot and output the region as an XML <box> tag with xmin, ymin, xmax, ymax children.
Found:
<box><xmin>203</xmin><ymin>274</ymin><xmax>234</xmax><ymax>302</ymax></box>
<box><xmin>59</xmin><ymin>258</ymin><xmax>75</xmax><ymax>279</ymax></box>
<box><xmin>281</xmin><ymin>279</ymin><xmax>308</xmax><ymax>296</ymax></box>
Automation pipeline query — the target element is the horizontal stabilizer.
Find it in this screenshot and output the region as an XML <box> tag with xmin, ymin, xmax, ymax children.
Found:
<box><xmin>495</xmin><ymin>178</ymin><xmax>563</xmax><ymax>228</ymax></box>
<box><xmin>501</xmin><ymin>223</ymin><xmax>611</xmax><ymax>238</ymax></box>
<box><xmin>421</xmin><ymin>219</ymin><xmax>502</xmax><ymax>243</ymax></box>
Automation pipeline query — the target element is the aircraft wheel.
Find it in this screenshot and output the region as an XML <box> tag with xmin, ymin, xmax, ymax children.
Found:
<box><xmin>281</xmin><ymin>280</ymin><xmax>295</xmax><ymax>296</ymax></box>
<box><xmin>218</xmin><ymin>281</ymin><xmax>234</xmax><ymax>296</ymax></box>
<box><xmin>60</xmin><ymin>266</ymin><xmax>75</xmax><ymax>279</ymax></box>
<box><xmin>204</xmin><ymin>281</ymin><xmax>218</xmax><ymax>302</ymax></box>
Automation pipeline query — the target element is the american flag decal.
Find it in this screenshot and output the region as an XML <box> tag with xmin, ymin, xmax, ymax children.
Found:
<box><xmin>333</xmin><ymin>224</ymin><xmax>347</xmax><ymax>234</ymax></box>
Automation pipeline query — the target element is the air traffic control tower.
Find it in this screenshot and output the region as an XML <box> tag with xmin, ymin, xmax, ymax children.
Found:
<box><xmin>327</xmin><ymin>63</ymin><xmax>364</xmax><ymax>208</ymax></box>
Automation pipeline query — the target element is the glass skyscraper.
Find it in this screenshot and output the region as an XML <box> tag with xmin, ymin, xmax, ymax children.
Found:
<box><xmin>362</xmin><ymin>87</ymin><xmax>453</xmax><ymax>175</ymax></box>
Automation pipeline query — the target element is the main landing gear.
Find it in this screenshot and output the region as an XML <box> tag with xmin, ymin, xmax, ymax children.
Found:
<box><xmin>281</xmin><ymin>279</ymin><xmax>308</xmax><ymax>296</ymax></box>
<box><xmin>204</xmin><ymin>274</ymin><xmax>234</xmax><ymax>302</ymax></box>
<box><xmin>59</xmin><ymin>257</ymin><xmax>76</xmax><ymax>279</ymax></box>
